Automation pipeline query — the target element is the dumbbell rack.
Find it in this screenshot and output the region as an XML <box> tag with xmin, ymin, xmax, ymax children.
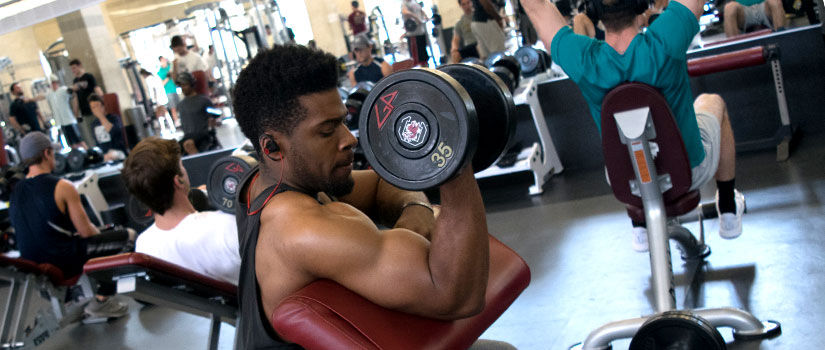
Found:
<box><xmin>475</xmin><ymin>76</ymin><xmax>563</xmax><ymax>195</ymax></box>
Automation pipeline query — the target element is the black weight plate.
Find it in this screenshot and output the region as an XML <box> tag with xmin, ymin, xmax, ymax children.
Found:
<box><xmin>85</xmin><ymin>147</ymin><xmax>104</xmax><ymax>166</ymax></box>
<box><xmin>629</xmin><ymin>311</ymin><xmax>726</xmax><ymax>350</ymax></box>
<box><xmin>54</xmin><ymin>152</ymin><xmax>68</xmax><ymax>175</ymax></box>
<box><xmin>539</xmin><ymin>49</ymin><xmax>552</xmax><ymax>70</ymax></box>
<box><xmin>491</xmin><ymin>55</ymin><xmax>521</xmax><ymax>89</ymax></box>
<box><xmin>515</xmin><ymin>46</ymin><xmax>542</xmax><ymax>77</ymax></box>
<box><xmin>188</xmin><ymin>188</ymin><xmax>213</xmax><ymax>212</ymax></box>
<box><xmin>207</xmin><ymin>155</ymin><xmax>257</xmax><ymax>213</ymax></box>
<box><xmin>483</xmin><ymin>51</ymin><xmax>507</xmax><ymax>68</ymax></box>
<box><xmin>490</xmin><ymin>65</ymin><xmax>516</xmax><ymax>93</ymax></box>
<box><xmin>438</xmin><ymin>63</ymin><xmax>516</xmax><ymax>173</ymax></box>
<box><xmin>67</xmin><ymin>148</ymin><xmax>86</xmax><ymax>173</ymax></box>
<box><xmin>126</xmin><ymin>195</ymin><xmax>154</xmax><ymax>227</ymax></box>
<box><xmin>359</xmin><ymin>68</ymin><xmax>477</xmax><ymax>191</ymax></box>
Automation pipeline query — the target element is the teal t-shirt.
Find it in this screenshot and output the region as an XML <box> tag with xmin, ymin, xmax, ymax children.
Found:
<box><xmin>550</xmin><ymin>1</ymin><xmax>705</xmax><ymax>168</ymax></box>
<box><xmin>158</xmin><ymin>66</ymin><xmax>177</xmax><ymax>95</ymax></box>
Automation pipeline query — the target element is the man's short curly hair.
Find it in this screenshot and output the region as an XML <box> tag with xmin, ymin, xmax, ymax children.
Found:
<box><xmin>232</xmin><ymin>45</ymin><xmax>339</xmax><ymax>155</ymax></box>
<box><xmin>121</xmin><ymin>137</ymin><xmax>183</xmax><ymax>215</ymax></box>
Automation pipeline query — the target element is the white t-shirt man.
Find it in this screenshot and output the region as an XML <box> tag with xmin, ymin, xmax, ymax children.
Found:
<box><xmin>45</xmin><ymin>86</ymin><xmax>77</xmax><ymax>127</ymax></box>
<box><xmin>176</xmin><ymin>51</ymin><xmax>208</xmax><ymax>74</ymax></box>
<box><xmin>136</xmin><ymin>211</ymin><xmax>240</xmax><ymax>285</ymax></box>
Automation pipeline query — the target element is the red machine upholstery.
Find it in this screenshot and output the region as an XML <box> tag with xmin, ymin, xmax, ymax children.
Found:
<box><xmin>0</xmin><ymin>255</ymin><xmax>79</xmax><ymax>286</ymax></box>
<box><xmin>192</xmin><ymin>70</ymin><xmax>210</xmax><ymax>95</ymax></box>
<box><xmin>392</xmin><ymin>59</ymin><xmax>415</xmax><ymax>72</ymax></box>
<box><xmin>601</xmin><ymin>83</ymin><xmax>700</xmax><ymax>223</ymax></box>
<box><xmin>688</xmin><ymin>46</ymin><xmax>766</xmax><ymax>77</ymax></box>
<box><xmin>703</xmin><ymin>29</ymin><xmax>772</xmax><ymax>48</ymax></box>
<box><xmin>84</xmin><ymin>252</ymin><xmax>237</xmax><ymax>301</ymax></box>
<box><xmin>271</xmin><ymin>234</ymin><xmax>530</xmax><ymax>350</ymax></box>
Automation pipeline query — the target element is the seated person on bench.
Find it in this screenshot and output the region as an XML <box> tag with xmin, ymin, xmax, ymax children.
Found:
<box><xmin>522</xmin><ymin>0</ymin><xmax>745</xmax><ymax>251</ymax></box>
<box><xmin>176</xmin><ymin>72</ymin><xmax>220</xmax><ymax>155</ymax></box>
<box><xmin>9</xmin><ymin>132</ymin><xmax>133</xmax><ymax>318</ymax></box>
<box><xmin>231</xmin><ymin>45</ymin><xmax>512</xmax><ymax>349</ymax></box>
<box><xmin>723</xmin><ymin>0</ymin><xmax>785</xmax><ymax>37</ymax></box>
<box><xmin>121</xmin><ymin>137</ymin><xmax>240</xmax><ymax>285</ymax></box>
<box><xmin>347</xmin><ymin>35</ymin><xmax>393</xmax><ymax>86</ymax></box>
<box><xmin>88</xmin><ymin>94</ymin><xmax>128</xmax><ymax>162</ymax></box>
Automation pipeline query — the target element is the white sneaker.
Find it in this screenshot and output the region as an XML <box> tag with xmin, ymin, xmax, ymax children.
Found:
<box><xmin>632</xmin><ymin>226</ymin><xmax>649</xmax><ymax>252</ymax></box>
<box><xmin>716</xmin><ymin>189</ymin><xmax>745</xmax><ymax>239</ymax></box>
<box><xmin>84</xmin><ymin>297</ymin><xmax>129</xmax><ymax>319</ymax></box>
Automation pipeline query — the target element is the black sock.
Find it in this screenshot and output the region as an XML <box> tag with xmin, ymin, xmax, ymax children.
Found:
<box><xmin>717</xmin><ymin>179</ymin><xmax>736</xmax><ymax>214</ymax></box>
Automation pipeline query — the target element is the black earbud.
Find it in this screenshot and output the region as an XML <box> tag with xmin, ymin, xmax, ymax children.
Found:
<box><xmin>263</xmin><ymin>135</ymin><xmax>280</xmax><ymax>158</ymax></box>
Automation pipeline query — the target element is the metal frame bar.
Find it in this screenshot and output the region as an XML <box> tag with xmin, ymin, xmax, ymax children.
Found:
<box><xmin>474</xmin><ymin>77</ymin><xmax>564</xmax><ymax>195</ymax></box>
<box><xmin>115</xmin><ymin>276</ymin><xmax>237</xmax><ymax>349</ymax></box>
<box><xmin>577</xmin><ymin>99</ymin><xmax>781</xmax><ymax>350</ymax></box>
<box><xmin>0</xmin><ymin>275</ymin><xmax>18</xmax><ymax>345</ymax></box>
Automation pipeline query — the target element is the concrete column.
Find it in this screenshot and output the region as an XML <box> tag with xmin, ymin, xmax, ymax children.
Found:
<box><xmin>57</xmin><ymin>4</ymin><xmax>133</xmax><ymax>116</ymax></box>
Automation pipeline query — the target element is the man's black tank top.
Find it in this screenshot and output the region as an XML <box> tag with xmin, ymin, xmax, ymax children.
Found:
<box><xmin>354</xmin><ymin>57</ymin><xmax>385</xmax><ymax>84</ymax></box>
<box><xmin>9</xmin><ymin>174</ymin><xmax>84</xmax><ymax>277</ymax></box>
<box><xmin>236</xmin><ymin>167</ymin><xmax>309</xmax><ymax>349</ymax></box>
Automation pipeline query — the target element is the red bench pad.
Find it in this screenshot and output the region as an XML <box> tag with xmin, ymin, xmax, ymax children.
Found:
<box><xmin>271</xmin><ymin>234</ymin><xmax>531</xmax><ymax>350</ymax></box>
<box><xmin>84</xmin><ymin>252</ymin><xmax>237</xmax><ymax>304</ymax></box>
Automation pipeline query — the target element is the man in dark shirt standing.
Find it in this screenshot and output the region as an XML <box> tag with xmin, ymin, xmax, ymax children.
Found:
<box><xmin>87</xmin><ymin>94</ymin><xmax>127</xmax><ymax>162</ymax></box>
<box><xmin>348</xmin><ymin>1</ymin><xmax>368</xmax><ymax>36</ymax></box>
<box><xmin>8</xmin><ymin>82</ymin><xmax>47</xmax><ymax>135</ymax></box>
<box><xmin>175</xmin><ymin>72</ymin><xmax>218</xmax><ymax>155</ymax></box>
<box><xmin>70</xmin><ymin>59</ymin><xmax>104</xmax><ymax>148</ymax></box>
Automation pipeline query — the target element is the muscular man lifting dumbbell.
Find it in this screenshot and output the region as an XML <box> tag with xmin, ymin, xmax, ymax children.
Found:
<box><xmin>231</xmin><ymin>44</ymin><xmax>514</xmax><ymax>349</ymax></box>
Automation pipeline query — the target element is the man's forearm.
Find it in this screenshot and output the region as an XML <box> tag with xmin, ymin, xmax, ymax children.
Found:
<box><xmin>426</xmin><ymin>166</ymin><xmax>489</xmax><ymax>316</ymax></box>
<box><xmin>375</xmin><ymin>178</ymin><xmax>431</xmax><ymax>225</ymax></box>
<box><xmin>8</xmin><ymin>117</ymin><xmax>24</xmax><ymax>133</ymax></box>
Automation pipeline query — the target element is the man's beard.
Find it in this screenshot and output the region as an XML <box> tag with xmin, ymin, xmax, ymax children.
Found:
<box><xmin>289</xmin><ymin>147</ymin><xmax>355</xmax><ymax>198</ymax></box>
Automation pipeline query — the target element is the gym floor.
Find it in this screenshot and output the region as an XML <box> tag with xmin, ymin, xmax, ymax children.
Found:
<box><xmin>33</xmin><ymin>128</ymin><xmax>824</xmax><ymax>349</ymax></box>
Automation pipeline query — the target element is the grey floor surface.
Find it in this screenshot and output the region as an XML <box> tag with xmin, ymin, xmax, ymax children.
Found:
<box><xmin>20</xmin><ymin>130</ymin><xmax>825</xmax><ymax>349</ymax></box>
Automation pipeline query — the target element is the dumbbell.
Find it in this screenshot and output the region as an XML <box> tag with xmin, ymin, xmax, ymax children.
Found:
<box><xmin>206</xmin><ymin>154</ymin><xmax>258</xmax><ymax>213</ymax></box>
<box><xmin>514</xmin><ymin>46</ymin><xmax>552</xmax><ymax>77</ymax></box>
<box><xmin>66</xmin><ymin>148</ymin><xmax>87</xmax><ymax>173</ymax></box>
<box><xmin>54</xmin><ymin>151</ymin><xmax>68</xmax><ymax>175</ymax></box>
<box><xmin>358</xmin><ymin>63</ymin><xmax>515</xmax><ymax>190</ymax></box>
<box><xmin>485</xmin><ymin>54</ymin><xmax>521</xmax><ymax>93</ymax></box>
<box><xmin>345</xmin><ymin>81</ymin><xmax>375</xmax><ymax>130</ymax></box>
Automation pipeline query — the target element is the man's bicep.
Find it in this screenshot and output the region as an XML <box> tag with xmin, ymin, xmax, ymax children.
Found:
<box><xmin>288</xmin><ymin>216</ymin><xmax>433</xmax><ymax>310</ymax></box>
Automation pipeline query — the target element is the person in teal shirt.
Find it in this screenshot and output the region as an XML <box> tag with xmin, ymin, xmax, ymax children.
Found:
<box><xmin>158</xmin><ymin>56</ymin><xmax>180</xmax><ymax>124</ymax></box>
<box><xmin>723</xmin><ymin>0</ymin><xmax>785</xmax><ymax>37</ymax></box>
<box><xmin>521</xmin><ymin>0</ymin><xmax>745</xmax><ymax>252</ymax></box>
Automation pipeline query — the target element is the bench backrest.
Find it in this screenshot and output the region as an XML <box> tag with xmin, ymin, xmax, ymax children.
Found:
<box><xmin>601</xmin><ymin>83</ymin><xmax>694</xmax><ymax>209</ymax></box>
